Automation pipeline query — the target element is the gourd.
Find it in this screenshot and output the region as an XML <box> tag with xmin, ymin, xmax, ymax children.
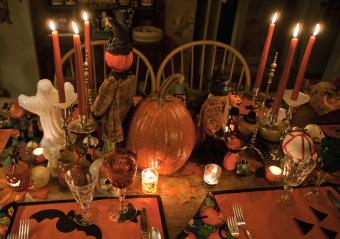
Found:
<box><xmin>127</xmin><ymin>74</ymin><xmax>196</xmax><ymax>175</ymax></box>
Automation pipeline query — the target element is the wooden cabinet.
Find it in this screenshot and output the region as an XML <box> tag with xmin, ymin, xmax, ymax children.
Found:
<box><xmin>29</xmin><ymin>0</ymin><xmax>166</xmax><ymax>80</ymax></box>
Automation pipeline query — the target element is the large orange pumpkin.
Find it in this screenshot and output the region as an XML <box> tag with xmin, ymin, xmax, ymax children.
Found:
<box><xmin>127</xmin><ymin>74</ymin><xmax>196</xmax><ymax>175</ymax></box>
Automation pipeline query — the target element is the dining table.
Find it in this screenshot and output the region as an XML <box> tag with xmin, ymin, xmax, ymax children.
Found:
<box><xmin>1</xmin><ymin>98</ymin><xmax>340</xmax><ymax>239</ymax></box>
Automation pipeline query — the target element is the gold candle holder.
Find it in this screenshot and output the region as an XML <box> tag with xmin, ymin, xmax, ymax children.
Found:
<box><xmin>142</xmin><ymin>168</ymin><xmax>159</xmax><ymax>194</ymax></box>
<box><xmin>68</xmin><ymin>49</ymin><xmax>96</xmax><ymax>134</ymax></box>
<box><xmin>265</xmin><ymin>52</ymin><xmax>278</xmax><ymax>99</ymax></box>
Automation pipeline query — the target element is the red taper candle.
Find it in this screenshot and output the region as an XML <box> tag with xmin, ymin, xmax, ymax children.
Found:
<box><xmin>49</xmin><ymin>21</ymin><xmax>66</xmax><ymax>103</ymax></box>
<box><xmin>82</xmin><ymin>12</ymin><xmax>93</xmax><ymax>89</ymax></box>
<box><xmin>254</xmin><ymin>12</ymin><xmax>278</xmax><ymax>90</ymax></box>
<box><xmin>272</xmin><ymin>23</ymin><xmax>300</xmax><ymax>117</ymax></box>
<box><xmin>72</xmin><ymin>21</ymin><xmax>85</xmax><ymax>115</ymax></box>
<box><xmin>291</xmin><ymin>24</ymin><xmax>320</xmax><ymax>100</ymax></box>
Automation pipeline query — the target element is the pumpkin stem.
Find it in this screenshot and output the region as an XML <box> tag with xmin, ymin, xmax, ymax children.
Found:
<box><xmin>157</xmin><ymin>74</ymin><xmax>185</xmax><ymax>102</ymax></box>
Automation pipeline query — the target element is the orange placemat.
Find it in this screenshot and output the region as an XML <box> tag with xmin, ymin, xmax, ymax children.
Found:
<box><xmin>7</xmin><ymin>196</ymin><xmax>168</xmax><ymax>239</ymax></box>
<box><xmin>214</xmin><ymin>186</ymin><xmax>340</xmax><ymax>239</ymax></box>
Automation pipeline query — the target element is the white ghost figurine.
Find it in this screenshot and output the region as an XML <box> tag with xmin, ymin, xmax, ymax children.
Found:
<box><xmin>18</xmin><ymin>79</ymin><xmax>77</xmax><ymax>149</ymax></box>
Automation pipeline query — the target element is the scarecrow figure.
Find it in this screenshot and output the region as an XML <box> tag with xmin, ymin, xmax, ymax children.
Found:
<box><xmin>91</xmin><ymin>19</ymin><xmax>135</xmax><ymax>145</ymax></box>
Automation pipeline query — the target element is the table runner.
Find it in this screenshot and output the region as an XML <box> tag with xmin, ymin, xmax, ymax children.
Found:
<box><xmin>214</xmin><ymin>186</ymin><xmax>340</xmax><ymax>239</ymax></box>
<box><xmin>7</xmin><ymin>196</ymin><xmax>168</xmax><ymax>239</ymax></box>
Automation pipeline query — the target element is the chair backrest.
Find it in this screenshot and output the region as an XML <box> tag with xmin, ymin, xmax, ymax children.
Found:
<box><xmin>54</xmin><ymin>40</ymin><xmax>156</xmax><ymax>95</ymax></box>
<box><xmin>155</xmin><ymin>40</ymin><xmax>251</xmax><ymax>92</ymax></box>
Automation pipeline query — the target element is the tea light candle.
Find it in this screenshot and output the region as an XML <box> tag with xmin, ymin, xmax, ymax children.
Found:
<box><xmin>204</xmin><ymin>164</ymin><xmax>222</xmax><ymax>185</ymax></box>
<box><xmin>265</xmin><ymin>165</ymin><xmax>283</xmax><ymax>182</ymax></box>
<box><xmin>32</xmin><ymin>147</ymin><xmax>46</xmax><ymax>163</ymax></box>
<box><xmin>142</xmin><ymin>168</ymin><xmax>159</xmax><ymax>194</ymax></box>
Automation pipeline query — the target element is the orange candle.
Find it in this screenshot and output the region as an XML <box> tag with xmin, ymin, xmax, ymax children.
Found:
<box><xmin>82</xmin><ymin>12</ymin><xmax>93</xmax><ymax>89</ymax></box>
<box><xmin>254</xmin><ymin>12</ymin><xmax>278</xmax><ymax>90</ymax></box>
<box><xmin>272</xmin><ymin>23</ymin><xmax>300</xmax><ymax>117</ymax></box>
<box><xmin>72</xmin><ymin>21</ymin><xmax>85</xmax><ymax>115</ymax></box>
<box><xmin>49</xmin><ymin>21</ymin><xmax>66</xmax><ymax>103</ymax></box>
<box><xmin>291</xmin><ymin>24</ymin><xmax>320</xmax><ymax>100</ymax></box>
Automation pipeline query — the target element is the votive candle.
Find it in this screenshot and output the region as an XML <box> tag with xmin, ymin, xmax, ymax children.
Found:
<box><xmin>265</xmin><ymin>165</ymin><xmax>283</xmax><ymax>182</ymax></box>
<box><xmin>142</xmin><ymin>168</ymin><xmax>159</xmax><ymax>194</ymax></box>
<box><xmin>204</xmin><ymin>164</ymin><xmax>222</xmax><ymax>185</ymax></box>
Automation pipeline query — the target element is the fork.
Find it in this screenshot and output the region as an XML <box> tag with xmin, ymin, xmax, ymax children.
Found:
<box><xmin>233</xmin><ymin>204</ymin><xmax>252</xmax><ymax>239</ymax></box>
<box><xmin>7</xmin><ymin>233</ymin><xmax>17</xmax><ymax>239</ymax></box>
<box><xmin>226</xmin><ymin>216</ymin><xmax>239</xmax><ymax>238</ymax></box>
<box><xmin>18</xmin><ymin>220</ymin><xmax>30</xmax><ymax>239</ymax></box>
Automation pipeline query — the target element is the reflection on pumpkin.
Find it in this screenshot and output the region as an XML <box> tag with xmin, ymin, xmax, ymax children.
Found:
<box><xmin>127</xmin><ymin>74</ymin><xmax>196</xmax><ymax>175</ymax></box>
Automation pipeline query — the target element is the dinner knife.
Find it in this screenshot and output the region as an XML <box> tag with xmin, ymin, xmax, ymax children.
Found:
<box><xmin>141</xmin><ymin>208</ymin><xmax>149</xmax><ymax>239</ymax></box>
<box><xmin>326</xmin><ymin>190</ymin><xmax>340</xmax><ymax>211</ymax></box>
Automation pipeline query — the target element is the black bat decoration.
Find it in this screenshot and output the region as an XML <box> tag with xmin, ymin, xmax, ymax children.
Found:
<box><xmin>30</xmin><ymin>209</ymin><xmax>102</xmax><ymax>239</ymax></box>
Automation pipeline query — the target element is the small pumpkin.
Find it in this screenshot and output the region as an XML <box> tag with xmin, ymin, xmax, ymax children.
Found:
<box><xmin>127</xmin><ymin>74</ymin><xmax>196</xmax><ymax>175</ymax></box>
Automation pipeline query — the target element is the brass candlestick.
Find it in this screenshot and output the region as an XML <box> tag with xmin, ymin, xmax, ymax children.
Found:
<box><xmin>68</xmin><ymin>50</ymin><xmax>96</xmax><ymax>134</ymax></box>
<box><xmin>265</xmin><ymin>52</ymin><xmax>278</xmax><ymax>99</ymax></box>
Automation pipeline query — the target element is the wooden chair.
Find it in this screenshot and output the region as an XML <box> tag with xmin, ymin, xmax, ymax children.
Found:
<box><xmin>54</xmin><ymin>40</ymin><xmax>156</xmax><ymax>95</ymax></box>
<box><xmin>155</xmin><ymin>40</ymin><xmax>251</xmax><ymax>92</ymax></box>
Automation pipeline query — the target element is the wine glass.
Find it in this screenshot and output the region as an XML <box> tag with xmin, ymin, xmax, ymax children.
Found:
<box><xmin>305</xmin><ymin>136</ymin><xmax>340</xmax><ymax>199</ymax></box>
<box><xmin>104</xmin><ymin>149</ymin><xmax>137</xmax><ymax>222</ymax></box>
<box><xmin>280</xmin><ymin>152</ymin><xmax>316</xmax><ymax>202</ymax></box>
<box><xmin>65</xmin><ymin>165</ymin><xmax>99</xmax><ymax>225</ymax></box>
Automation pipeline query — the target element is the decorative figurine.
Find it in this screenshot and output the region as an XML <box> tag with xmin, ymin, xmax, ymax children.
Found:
<box><xmin>199</xmin><ymin>69</ymin><xmax>230</xmax><ymax>138</ymax></box>
<box><xmin>91</xmin><ymin>19</ymin><xmax>135</xmax><ymax>145</ymax></box>
<box><xmin>18</xmin><ymin>80</ymin><xmax>77</xmax><ymax>149</ymax></box>
<box><xmin>5</xmin><ymin>146</ymin><xmax>30</xmax><ymax>192</ymax></box>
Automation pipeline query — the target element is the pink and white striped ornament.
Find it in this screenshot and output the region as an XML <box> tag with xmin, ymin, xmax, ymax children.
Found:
<box><xmin>282</xmin><ymin>131</ymin><xmax>313</xmax><ymax>161</ymax></box>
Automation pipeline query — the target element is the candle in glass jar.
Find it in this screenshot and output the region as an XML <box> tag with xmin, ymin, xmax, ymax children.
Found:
<box><xmin>204</xmin><ymin>164</ymin><xmax>222</xmax><ymax>185</ymax></box>
<box><xmin>265</xmin><ymin>165</ymin><xmax>283</xmax><ymax>182</ymax></box>
<box><xmin>142</xmin><ymin>168</ymin><xmax>159</xmax><ymax>194</ymax></box>
<box><xmin>32</xmin><ymin>147</ymin><xmax>46</xmax><ymax>163</ymax></box>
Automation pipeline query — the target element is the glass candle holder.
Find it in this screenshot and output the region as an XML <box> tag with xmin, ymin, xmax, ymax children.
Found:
<box><xmin>32</xmin><ymin>147</ymin><xmax>46</xmax><ymax>163</ymax></box>
<box><xmin>204</xmin><ymin>164</ymin><xmax>222</xmax><ymax>185</ymax></box>
<box><xmin>265</xmin><ymin>165</ymin><xmax>283</xmax><ymax>182</ymax></box>
<box><xmin>142</xmin><ymin>168</ymin><xmax>159</xmax><ymax>194</ymax></box>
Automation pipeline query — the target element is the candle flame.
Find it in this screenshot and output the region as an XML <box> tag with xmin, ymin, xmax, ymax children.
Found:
<box><xmin>82</xmin><ymin>11</ymin><xmax>89</xmax><ymax>21</ymax></box>
<box><xmin>271</xmin><ymin>12</ymin><xmax>278</xmax><ymax>24</ymax></box>
<box><xmin>72</xmin><ymin>21</ymin><xmax>79</xmax><ymax>34</ymax></box>
<box><xmin>49</xmin><ymin>21</ymin><xmax>56</xmax><ymax>31</ymax></box>
<box><xmin>313</xmin><ymin>23</ymin><xmax>320</xmax><ymax>36</ymax></box>
<box><xmin>293</xmin><ymin>23</ymin><xmax>300</xmax><ymax>37</ymax></box>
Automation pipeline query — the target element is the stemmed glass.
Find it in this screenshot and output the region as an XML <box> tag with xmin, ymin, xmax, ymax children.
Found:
<box><xmin>104</xmin><ymin>149</ymin><xmax>137</xmax><ymax>222</ymax></box>
<box><xmin>65</xmin><ymin>165</ymin><xmax>99</xmax><ymax>225</ymax></box>
<box><xmin>280</xmin><ymin>152</ymin><xmax>316</xmax><ymax>202</ymax></box>
<box><xmin>305</xmin><ymin>136</ymin><xmax>340</xmax><ymax>199</ymax></box>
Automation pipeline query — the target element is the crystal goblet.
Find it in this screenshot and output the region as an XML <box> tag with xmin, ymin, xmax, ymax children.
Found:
<box><xmin>104</xmin><ymin>150</ymin><xmax>137</xmax><ymax>222</ymax></box>
<box><xmin>280</xmin><ymin>152</ymin><xmax>316</xmax><ymax>202</ymax></box>
<box><xmin>65</xmin><ymin>165</ymin><xmax>99</xmax><ymax>225</ymax></box>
